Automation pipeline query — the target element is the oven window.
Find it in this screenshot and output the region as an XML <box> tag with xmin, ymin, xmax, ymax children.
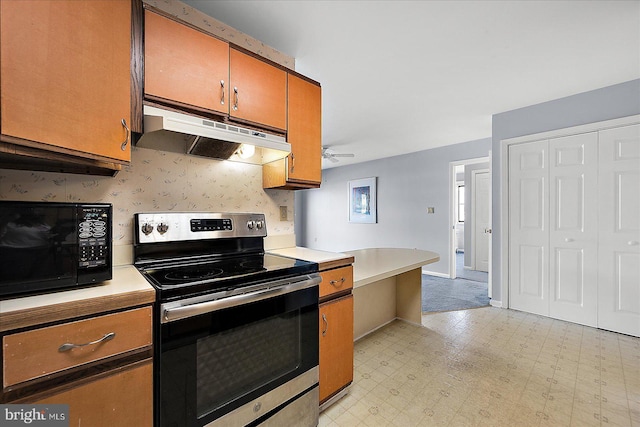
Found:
<box><xmin>196</xmin><ymin>311</ymin><xmax>300</xmax><ymax>417</ymax></box>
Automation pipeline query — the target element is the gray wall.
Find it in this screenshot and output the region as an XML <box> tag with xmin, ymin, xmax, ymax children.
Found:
<box><xmin>491</xmin><ymin>78</ymin><xmax>640</xmax><ymax>303</ymax></box>
<box><xmin>297</xmin><ymin>138</ymin><xmax>491</xmax><ymax>276</ymax></box>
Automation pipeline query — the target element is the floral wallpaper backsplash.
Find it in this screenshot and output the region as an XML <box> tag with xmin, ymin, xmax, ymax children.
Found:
<box><xmin>0</xmin><ymin>147</ymin><xmax>294</xmax><ymax>247</ymax></box>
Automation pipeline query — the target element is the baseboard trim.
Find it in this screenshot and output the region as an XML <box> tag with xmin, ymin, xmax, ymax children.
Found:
<box><xmin>422</xmin><ymin>269</ymin><xmax>449</xmax><ymax>278</ymax></box>
<box><xmin>354</xmin><ymin>318</ymin><xmax>398</xmax><ymax>342</ymax></box>
<box><xmin>490</xmin><ymin>299</ymin><xmax>503</xmax><ymax>308</ymax></box>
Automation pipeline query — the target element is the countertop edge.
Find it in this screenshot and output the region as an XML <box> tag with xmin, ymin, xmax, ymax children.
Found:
<box><xmin>0</xmin><ymin>266</ymin><xmax>155</xmax><ymax>332</ymax></box>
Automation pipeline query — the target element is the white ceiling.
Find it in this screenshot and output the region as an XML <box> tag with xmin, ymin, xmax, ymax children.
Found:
<box><xmin>182</xmin><ymin>0</ymin><xmax>640</xmax><ymax>169</ymax></box>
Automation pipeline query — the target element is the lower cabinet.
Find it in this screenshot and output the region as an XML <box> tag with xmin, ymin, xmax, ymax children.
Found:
<box><xmin>319</xmin><ymin>294</ymin><xmax>354</xmax><ymax>403</ymax></box>
<box><xmin>35</xmin><ymin>361</ymin><xmax>153</xmax><ymax>426</ymax></box>
<box><xmin>1</xmin><ymin>305</ymin><xmax>153</xmax><ymax>425</ymax></box>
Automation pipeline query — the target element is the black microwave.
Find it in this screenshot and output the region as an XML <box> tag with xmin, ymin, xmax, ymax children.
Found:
<box><xmin>0</xmin><ymin>201</ymin><xmax>112</xmax><ymax>299</ymax></box>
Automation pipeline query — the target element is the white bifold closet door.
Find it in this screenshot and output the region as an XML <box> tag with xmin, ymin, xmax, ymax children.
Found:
<box><xmin>597</xmin><ymin>124</ymin><xmax>640</xmax><ymax>337</ymax></box>
<box><xmin>509</xmin><ymin>124</ymin><xmax>640</xmax><ymax>336</ymax></box>
<box><xmin>509</xmin><ymin>133</ymin><xmax>598</xmax><ymax>327</ymax></box>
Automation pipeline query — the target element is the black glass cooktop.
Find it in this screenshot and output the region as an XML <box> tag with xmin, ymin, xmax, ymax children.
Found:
<box><xmin>138</xmin><ymin>253</ymin><xmax>318</xmax><ymax>300</ymax></box>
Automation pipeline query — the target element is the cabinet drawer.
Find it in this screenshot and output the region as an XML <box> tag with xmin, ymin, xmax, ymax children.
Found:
<box><xmin>3</xmin><ymin>306</ymin><xmax>152</xmax><ymax>388</ymax></box>
<box><xmin>319</xmin><ymin>266</ymin><xmax>353</xmax><ymax>299</ymax></box>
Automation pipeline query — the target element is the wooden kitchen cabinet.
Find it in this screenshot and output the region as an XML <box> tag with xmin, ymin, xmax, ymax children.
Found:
<box><xmin>229</xmin><ymin>48</ymin><xmax>287</xmax><ymax>131</ymax></box>
<box><xmin>0</xmin><ymin>0</ymin><xmax>133</xmax><ymax>171</ymax></box>
<box><xmin>144</xmin><ymin>9</ymin><xmax>229</xmax><ymax>115</ymax></box>
<box><xmin>318</xmin><ymin>264</ymin><xmax>354</xmax><ymax>405</ymax></box>
<box><xmin>34</xmin><ymin>361</ymin><xmax>153</xmax><ymax>427</ymax></box>
<box><xmin>1</xmin><ymin>305</ymin><xmax>153</xmax><ymax>425</ymax></box>
<box><xmin>263</xmin><ymin>74</ymin><xmax>322</xmax><ymax>189</ymax></box>
<box><xmin>319</xmin><ymin>294</ymin><xmax>354</xmax><ymax>403</ymax></box>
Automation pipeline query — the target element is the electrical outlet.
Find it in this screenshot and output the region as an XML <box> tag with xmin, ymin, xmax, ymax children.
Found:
<box><xmin>279</xmin><ymin>206</ymin><xmax>287</xmax><ymax>221</ymax></box>
<box><xmin>427</xmin><ymin>207</ymin><xmax>435</xmax><ymax>214</ymax></box>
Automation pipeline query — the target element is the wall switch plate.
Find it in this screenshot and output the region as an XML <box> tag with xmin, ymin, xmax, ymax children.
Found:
<box><xmin>279</xmin><ymin>206</ymin><xmax>287</xmax><ymax>221</ymax></box>
<box><xmin>427</xmin><ymin>207</ymin><xmax>435</xmax><ymax>214</ymax></box>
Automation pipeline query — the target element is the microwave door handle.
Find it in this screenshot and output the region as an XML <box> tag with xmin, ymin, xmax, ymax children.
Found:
<box><xmin>162</xmin><ymin>275</ymin><xmax>321</xmax><ymax>323</ymax></box>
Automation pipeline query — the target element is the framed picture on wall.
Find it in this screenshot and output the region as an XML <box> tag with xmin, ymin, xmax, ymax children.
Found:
<box><xmin>348</xmin><ymin>177</ymin><xmax>377</xmax><ymax>223</ymax></box>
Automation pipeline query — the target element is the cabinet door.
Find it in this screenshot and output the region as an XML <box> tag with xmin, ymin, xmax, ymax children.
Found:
<box><xmin>286</xmin><ymin>74</ymin><xmax>322</xmax><ymax>184</ymax></box>
<box><xmin>229</xmin><ymin>48</ymin><xmax>286</xmax><ymax>130</ymax></box>
<box><xmin>35</xmin><ymin>361</ymin><xmax>153</xmax><ymax>427</ymax></box>
<box><xmin>319</xmin><ymin>295</ymin><xmax>353</xmax><ymax>403</ymax></box>
<box><xmin>144</xmin><ymin>10</ymin><xmax>229</xmax><ymax>115</ymax></box>
<box><xmin>0</xmin><ymin>0</ymin><xmax>131</xmax><ymax>162</ymax></box>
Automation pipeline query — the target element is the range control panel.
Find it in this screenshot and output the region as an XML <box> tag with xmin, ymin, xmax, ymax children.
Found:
<box><xmin>78</xmin><ymin>205</ymin><xmax>111</xmax><ymax>269</ymax></box>
<box><xmin>135</xmin><ymin>212</ymin><xmax>267</xmax><ymax>244</ymax></box>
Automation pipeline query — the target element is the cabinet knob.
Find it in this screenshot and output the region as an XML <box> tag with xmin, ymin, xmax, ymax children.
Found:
<box><xmin>120</xmin><ymin>118</ymin><xmax>130</xmax><ymax>151</ymax></box>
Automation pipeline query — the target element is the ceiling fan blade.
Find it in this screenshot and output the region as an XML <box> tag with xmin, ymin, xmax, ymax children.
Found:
<box><xmin>331</xmin><ymin>153</ymin><xmax>355</xmax><ymax>158</ymax></box>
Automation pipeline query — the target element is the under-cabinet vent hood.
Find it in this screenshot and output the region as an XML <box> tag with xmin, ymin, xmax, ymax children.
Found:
<box><xmin>136</xmin><ymin>106</ymin><xmax>290</xmax><ymax>165</ymax></box>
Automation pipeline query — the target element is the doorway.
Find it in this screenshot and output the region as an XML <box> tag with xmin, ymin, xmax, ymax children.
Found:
<box><xmin>448</xmin><ymin>157</ymin><xmax>491</xmax><ymax>291</ymax></box>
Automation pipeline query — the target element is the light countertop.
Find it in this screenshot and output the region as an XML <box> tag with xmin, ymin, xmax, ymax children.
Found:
<box><xmin>345</xmin><ymin>248</ymin><xmax>440</xmax><ymax>288</ymax></box>
<box><xmin>268</xmin><ymin>247</ymin><xmax>354</xmax><ymax>271</ymax></box>
<box><xmin>0</xmin><ymin>265</ymin><xmax>155</xmax><ymax>332</ymax></box>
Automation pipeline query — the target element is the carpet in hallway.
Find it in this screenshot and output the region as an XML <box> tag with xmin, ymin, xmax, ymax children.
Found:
<box><xmin>421</xmin><ymin>274</ymin><xmax>489</xmax><ymax>312</ymax></box>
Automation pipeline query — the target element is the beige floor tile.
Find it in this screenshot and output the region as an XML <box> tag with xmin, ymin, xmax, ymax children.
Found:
<box><xmin>324</xmin><ymin>307</ymin><xmax>640</xmax><ymax>427</ymax></box>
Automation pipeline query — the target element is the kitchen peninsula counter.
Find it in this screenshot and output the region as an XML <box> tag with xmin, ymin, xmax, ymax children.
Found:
<box><xmin>271</xmin><ymin>247</ymin><xmax>439</xmax><ymax>340</ymax></box>
<box><xmin>345</xmin><ymin>248</ymin><xmax>439</xmax><ymax>339</ymax></box>
<box><xmin>0</xmin><ymin>265</ymin><xmax>155</xmax><ymax>332</ymax></box>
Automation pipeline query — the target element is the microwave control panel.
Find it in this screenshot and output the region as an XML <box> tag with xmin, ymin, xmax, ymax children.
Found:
<box><xmin>77</xmin><ymin>205</ymin><xmax>111</xmax><ymax>270</ymax></box>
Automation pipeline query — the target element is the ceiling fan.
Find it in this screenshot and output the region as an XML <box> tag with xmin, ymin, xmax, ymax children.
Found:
<box><xmin>321</xmin><ymin>146</ymin><xmax>355</xmax><ymax>163</ymax></box>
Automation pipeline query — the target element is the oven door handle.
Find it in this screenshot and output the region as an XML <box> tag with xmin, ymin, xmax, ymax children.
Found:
<box><xmin>161</xmin><ymin>274</ymin><xmax>321</xmax><ymax>323</ymax></box>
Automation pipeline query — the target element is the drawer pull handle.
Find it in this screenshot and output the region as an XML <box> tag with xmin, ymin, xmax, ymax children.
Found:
<box><xmin>322</xmin><ymin>313</ymin><xmax>328</xmax><ymax>337</ymax></box>
<box><xmin>233</xmin><ymin>87</ymin><xmax>239</xmax><ymax>111</ymax></box>
<box><xmin>120</xmin><ymin>119</ymin><xmax>130</xmax><ymax>151</ymax></box>
<box><xmin>329</xmin><ymin>277</ymin><xmax>345</xmax><ymax>287</ymax></box>
<box><xmin>58</xmin><ymin>332</ymin><xmax>116</xmax><ymax>352</ymax></box>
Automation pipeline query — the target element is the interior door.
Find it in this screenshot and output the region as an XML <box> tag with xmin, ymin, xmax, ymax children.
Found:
<box><xmin>548</xmin><ymin>132</ymin><xmax>598</xmax><ymax>327</ymax></box>
<box><xmin>597</xmin><ymin>124</ymin><xmax>640</xmax><ymax>337</ymax></box>
<box><xmin>508</xmin><ymin>140</ymin><xmax>549</xmax><ymax>316</ymax></box>
<box><xmin>473</xmin><ymin>170</ymin><xmax>491</xmax><ymax>272</ymax></box>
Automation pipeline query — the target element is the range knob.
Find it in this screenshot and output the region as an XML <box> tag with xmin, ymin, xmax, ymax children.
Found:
<box><xmin>141</xmin><ymin>223</ymin><xmax>154</xmax><ymax>235</ymax></box>
<box><xmin>256</xmin><ymin>220</ymin><xmax>264</xmax><ymax>230</ymax></box>
<box><xmin>247</xmin><ymin>220</ymin><xmax>256</xmax><ymax>230</ymax></box>
<box><xmin>157</xmin><ymin>223</ymin><xmax>169</xmax><ymax>234</ymax></box>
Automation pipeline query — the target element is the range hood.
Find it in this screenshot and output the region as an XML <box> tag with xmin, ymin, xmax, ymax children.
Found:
<box><xmin>136</xmin><ymin>105</ymin><xmax>291</xmax><ymax>165</ymax></box>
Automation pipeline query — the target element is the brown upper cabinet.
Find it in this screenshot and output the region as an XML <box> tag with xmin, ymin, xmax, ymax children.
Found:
<box><xmin>144</xmin><ymin>10</ymin><xmax>229</xmax><ymax>115</ymax></box>
<box><xmin>0</xmin><ymin>0</ymin><xmax>132</xmax><ymax>168</ymax></box>
<box><xmin>229</xmin><ymin>48</ymin><xmax>287</xmax><ymax>131</ymax></box>
<box><xmin>263</xmin><ymin>74</ymin><xmax>321</xmax><ymax>189</ymax></box>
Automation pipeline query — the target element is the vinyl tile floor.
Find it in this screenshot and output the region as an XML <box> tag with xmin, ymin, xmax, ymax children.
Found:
<box><xmin>319</xmin><ymin>307</ymin><xmax>640</xmax><ymax>427</ymax></box>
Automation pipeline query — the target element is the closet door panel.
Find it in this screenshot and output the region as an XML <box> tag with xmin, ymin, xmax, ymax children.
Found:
<box><xmin>598</xmin><ymin>124</ymin><xmax>640</xmax><ymax>337</ymax></box>
<box><xmin>509</xmin><ymin>140</ymin><xmax>549</xmax><ymax>316</ymax></box>
<box><xmin>549</xmin><ymin>132</ymin><xmax>598</xmax><ymax>327</ymax></box>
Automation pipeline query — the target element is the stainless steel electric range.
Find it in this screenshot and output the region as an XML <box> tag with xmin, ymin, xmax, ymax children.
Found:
<box><xmin>133</xmin><ymin>212</ymin><xmax>320</xmax><ymax>427</ymax></box>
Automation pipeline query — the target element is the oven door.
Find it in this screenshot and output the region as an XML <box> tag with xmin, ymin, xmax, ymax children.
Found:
<box><xmin>157</xmin><ymin>274</ymin><xmax>320</xmax><ymax>427</ymax></box>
